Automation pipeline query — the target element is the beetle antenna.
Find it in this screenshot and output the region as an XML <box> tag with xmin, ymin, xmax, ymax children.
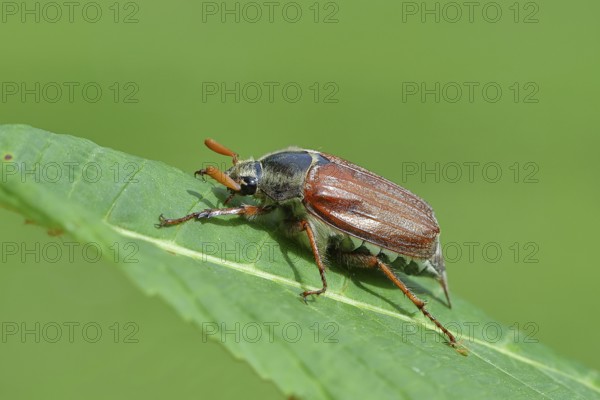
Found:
<box><xmin>195</xmin><ymin>166</ymin><xmax>241</xmax><ymax>192</ymax></box>
<box><xmin>205</xmin><ymin>138</ymin><xmax>239</xmax><ymax>165</ymax></box>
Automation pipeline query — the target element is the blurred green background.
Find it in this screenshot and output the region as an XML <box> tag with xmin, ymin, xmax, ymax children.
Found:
<box><xmin>1</xmin><ymin>0</ymin><xmax>599</xmax><ymax>398</ymax></box>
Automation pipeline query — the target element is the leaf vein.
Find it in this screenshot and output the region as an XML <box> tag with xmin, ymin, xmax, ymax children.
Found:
<box><xmin>110</xmin><ymin>225</ymin><xmax>600</xmax><ymax>395</ymax></box>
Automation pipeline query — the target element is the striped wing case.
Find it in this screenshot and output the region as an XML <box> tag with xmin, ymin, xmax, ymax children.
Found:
<box><xmin>303</xmin><ymin>154</ymin><xmax>440</xmax><ymax>260</ymax></box>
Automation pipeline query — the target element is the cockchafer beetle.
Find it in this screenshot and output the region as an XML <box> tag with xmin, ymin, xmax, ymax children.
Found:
<box><xmin>158</xmin><ymin>139</ymin><xmax>459</xmax><ymax>348</ymax></box>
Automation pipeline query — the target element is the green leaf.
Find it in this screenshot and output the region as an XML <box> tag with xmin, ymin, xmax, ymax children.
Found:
<box><xmin>1</xmin><ymin>124</ymin><xmax>598</xmax><ymax>400</ymax></box>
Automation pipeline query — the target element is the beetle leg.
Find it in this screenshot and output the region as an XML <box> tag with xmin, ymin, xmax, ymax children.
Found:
<box><xmin>376</xmin><ymin>259</ymin><xmax>457</xmax><ymax>347</ymax></box>
<box><xmin>156</xmin><ymin>204</ymin><xmax>275</xmax><ymax>227</ymax></box>
<box><xmin>333</xmin><ymin>250</ymin><xmax>457</xmax><ymax>347</ymax></box>
<box><xmin>299</xmin><ymin>220</ymin><xmax>328</xmax><ymax>302</ymax></box>
<box><xmin>223</xmin><ymin>192</ymin><xmax>236</xmax><ymax>205</ymax></box>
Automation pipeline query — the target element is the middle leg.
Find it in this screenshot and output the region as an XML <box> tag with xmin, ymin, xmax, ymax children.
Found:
<box><xmin>297</xmin><ymin>220</ymin><xmax>328</xmax><ymax>302</ymax></box>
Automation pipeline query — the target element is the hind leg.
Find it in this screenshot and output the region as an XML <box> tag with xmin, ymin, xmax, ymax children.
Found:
<box><xmin>331</xmin><ymin>249</ymin><xmax>457</xmax><ymax>347</ymax></box>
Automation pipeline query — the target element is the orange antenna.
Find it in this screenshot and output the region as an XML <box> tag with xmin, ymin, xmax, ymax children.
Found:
<box><xmin>205</xmin><ymin>138</ymin><xmax>239</xmax><ymax>165</ymax></box>
<box><xmin>196</xmin><ymin>166</ymin><xmax>241</xmax><ymax>192</ymax></box>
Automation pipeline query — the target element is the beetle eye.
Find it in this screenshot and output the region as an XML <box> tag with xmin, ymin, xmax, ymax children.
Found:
<box><xmin>239</xmin><ymin>176</ymin><xmax>258</xmax><ymax>196</ymax></box>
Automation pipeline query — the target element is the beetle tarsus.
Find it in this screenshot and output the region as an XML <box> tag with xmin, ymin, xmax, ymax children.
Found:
<box><xmin>300</xmin><ymin>289</ymin><xmax>326</xmax><ymax>302</ymax></box>
<box><xmin>223</xmin><ymin>193</ymin><xmax>236</xmax><ymax>205</ymax></box>
<box><xmin>453</xmin><ymin>341</ymin><xmax>469</xmax><ymax>356</ymax></box>
<box><xmin>375</xmin><ymin>259</ymin><xmax>457</xmax><ymax>346</ymax></box>
<box><xmin>155</xmin><ymin>212</ymin><xmax>201</xmax><ymax>227</ymax></box>
<box><xmin>156</xmin><ymin>205</ymin><xmax>276</xmax><ymax>228</ymax></box>
<box><xmin>300</xmin><ymin>293</ymin><xmax>308</xmax><ymax>304</ymax></box>
<box><xmin>194</xmin><ymin>169</ymin><xmax>207</xmax><ymax>180</ymax></box>
<box><xmin>155</xmin><ymin>214</ymin><xmax>167</xmax><ymax>228</ymax></box>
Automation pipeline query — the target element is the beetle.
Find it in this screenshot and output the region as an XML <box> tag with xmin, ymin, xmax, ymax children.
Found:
<box><xmin>157</xmin><ymin>139</ymin><xmax>458</xmax><ymax>347</ymax></box>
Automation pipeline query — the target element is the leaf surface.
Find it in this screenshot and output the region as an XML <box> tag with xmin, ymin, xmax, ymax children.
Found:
<box><xmin>1</xmin><ymin>125</ymin><xmax>598</xmax><ymax>400</ymax></box>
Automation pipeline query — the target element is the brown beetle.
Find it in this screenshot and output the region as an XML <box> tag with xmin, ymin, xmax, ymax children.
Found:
<box><xmin>158</xmin><ymin>139</ymin><xmax>458</xmax><ymax>347</ymax></box>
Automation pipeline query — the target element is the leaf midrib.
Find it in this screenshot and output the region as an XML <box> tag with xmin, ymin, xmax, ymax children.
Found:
<box><xmin>110</xmin><ymin>224</ymin><xmax>600</xmax><ymax>395</ymax></box>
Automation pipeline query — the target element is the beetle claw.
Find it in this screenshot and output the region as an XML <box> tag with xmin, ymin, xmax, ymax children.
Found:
<box><xmin>155</xmin><ymin>214</ymin><xmax>167</xmax><ymax>228</ymax></box>
<box><xmin>301</xmin><ymin>294</ymin><xmax>308</xmax><ymax>304</ymax></box>
<box><xmin>450</xmin><ymin>340</ymin><xmax>468</xmax><ymax>356</ymax></box>
<box><xmin>194</xmin><ymin>169</ymin><xmax>207</xmax><ymax>181</ymax></box>
<box><xmin>300</xmin><ymin>292</ymin><xmax>312</xmax><ymax>304</ymax></box>
<box><xmin>300</xmin><ymin>289</ymin><xmax>325</xmax><ymax>304</ymax></box>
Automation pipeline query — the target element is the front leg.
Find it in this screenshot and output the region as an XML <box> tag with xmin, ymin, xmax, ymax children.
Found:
<box><xmin>156</xmin><ymin>204</ymin><xmax>275</xmax><ymax>227</ymax></box>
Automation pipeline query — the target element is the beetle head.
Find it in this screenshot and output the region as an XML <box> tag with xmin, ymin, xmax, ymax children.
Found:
<box><xmin>197</xmin><ymin>139</ymin><xmax>263</xmax><ymax>198</ymax></box>
<box><xmin>225</xmin><ymin>160</ymin><xmax>262</xmax><ymax>196</ymax></box>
